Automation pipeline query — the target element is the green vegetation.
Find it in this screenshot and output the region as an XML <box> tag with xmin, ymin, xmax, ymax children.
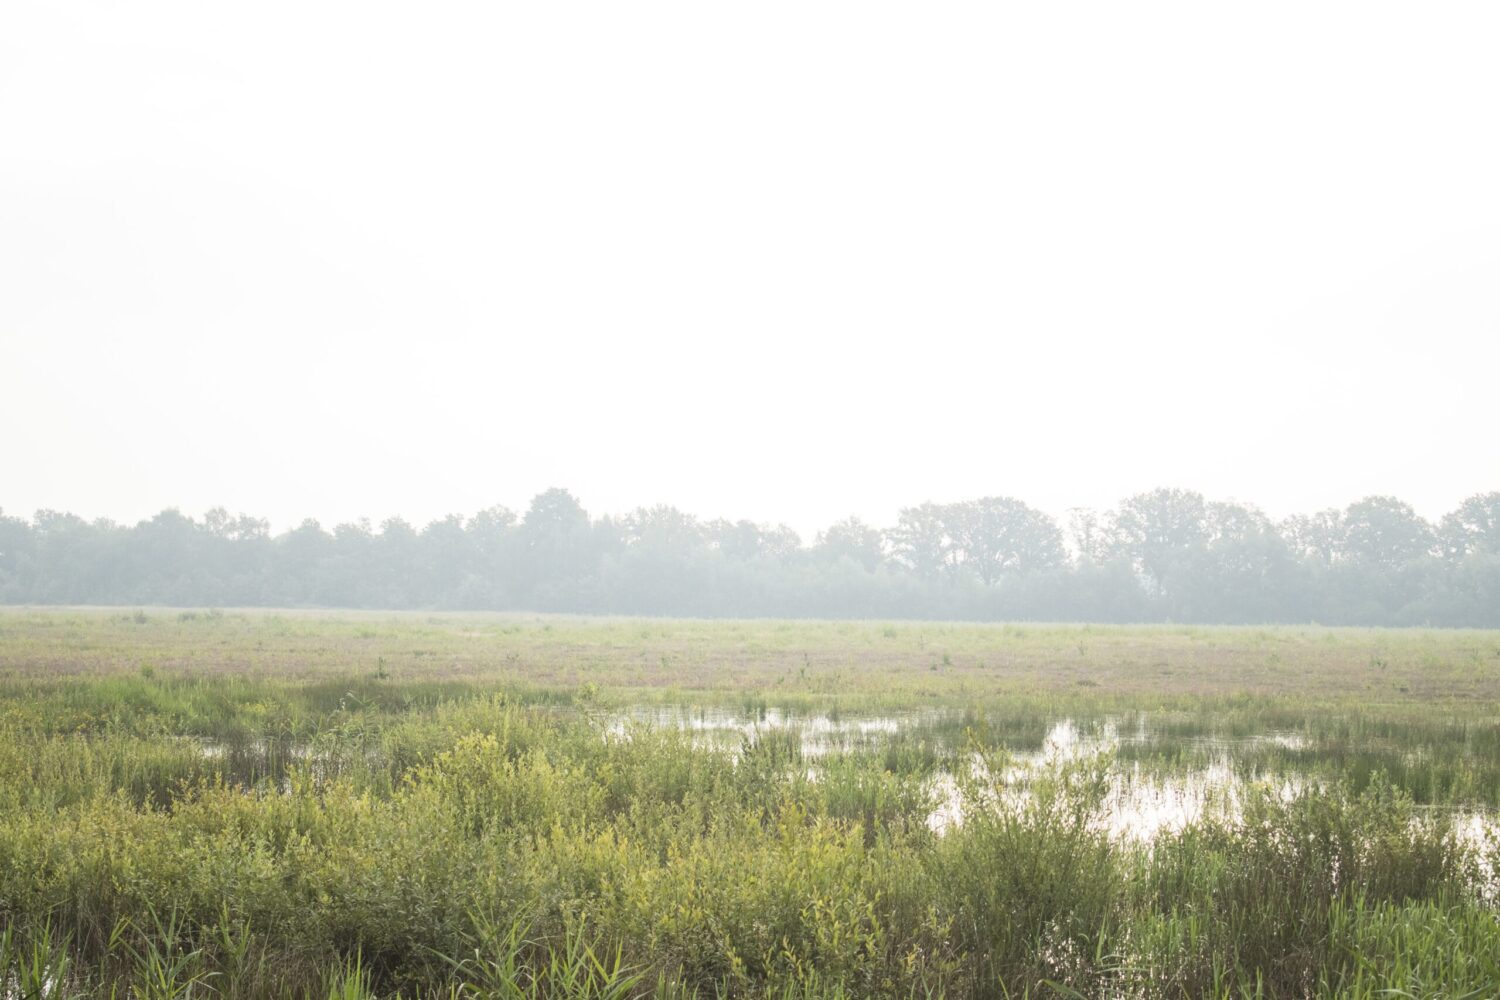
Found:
<box><xmin>2</xmin><ymin>611</ymin><xmax>1499</xmax><ymax>997</ymax></box>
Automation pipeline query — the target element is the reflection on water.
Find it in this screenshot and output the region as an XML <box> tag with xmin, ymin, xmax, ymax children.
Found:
<box><xmin>923</xmin><ymin>750</ymin><xmax>1309</xmax><ymax>842</ymax></box>
<box><xmin>970</xmin><ymin>718</ymin><xmax>1314</xmax><ymax>841</ymax></box>
<box><xmin>609</xmin><ymin>708</ymin><xmax>1495</xmax><ymax>846</ymax></box>
<box><xmin>608</xmin><ymin>705</ymin><xmax>919</xmax><ymax>757</ymax></box>
<box><xmin>190</xmin><ymin>708</ymin><xmax>1498</xmax><ymax>851</ymax></box>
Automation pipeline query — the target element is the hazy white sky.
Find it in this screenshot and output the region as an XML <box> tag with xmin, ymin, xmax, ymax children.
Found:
<box><xmin>3</xmin><ymin>1</ymin><xmax>1498</xmax><ymax>537</ymax></box>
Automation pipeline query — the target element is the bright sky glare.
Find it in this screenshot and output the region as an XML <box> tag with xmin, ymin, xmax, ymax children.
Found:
<box><xmin>3</xmin><ymin>1</ymin><xmax>1498</xmax><ymax>537</ymax></box>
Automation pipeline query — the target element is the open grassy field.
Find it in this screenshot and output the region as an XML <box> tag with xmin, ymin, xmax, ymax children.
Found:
<box><xmin>2</xmin><ymin>609</ymin><xmax>1499</xmax><ymax>998</ymax></box>
<box><xmin>7</xmin><ymin>607</ymin><xmax>1500</xmax><ymax>704</ymax></box>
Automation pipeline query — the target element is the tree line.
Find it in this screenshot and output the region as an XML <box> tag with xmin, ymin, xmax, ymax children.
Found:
<box><xmin>1</xmin><ymin>488</ymin><xmax>1497</xmax><ymax>625</ymax></box>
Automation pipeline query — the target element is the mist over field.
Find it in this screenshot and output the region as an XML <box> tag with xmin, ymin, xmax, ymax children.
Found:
<box><xmin>3</xmin><ymin>487</ymin><xmax>1499</xmax><ymax>625</ymax></box>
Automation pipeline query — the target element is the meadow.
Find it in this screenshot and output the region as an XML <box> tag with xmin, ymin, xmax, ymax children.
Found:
<box><xmin>1</xmin><ymin>609</ymin><xmax>1499</xmax><ymax>998</ymax></box>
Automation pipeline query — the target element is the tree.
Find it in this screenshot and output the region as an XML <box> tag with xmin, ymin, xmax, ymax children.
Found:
<box><xmin>276</xmin><ymin>518</ymin><xmax>334</xmax><ymax>604</ymax></box>
<box><xmin>419</xmin><ymin>514</ymin><xmax>473</xmax><ymax>600</ymax></box>
<box><xmin>328</xmin><ymin>519</ymin><xmax>377</xmax><ymax>598</ymax></box>
<box><xmin>758</xmin><ymin>524</ymin><xmax>803</xmax><ymax>561</ymax></box>
<box><xmin>1340</xmin><ymin>496</ymin><xmax>1434</xmax><ymax>570</ymax></box>
<box><xmin>0</xmin><ymin>508</ymin><xmax>32</xmax><ymax>600</ymax></box>
<box><xmin>1205</xmin><ymin>501</ymin><xmax>1272</xmax><ymax>543</ymax></box>
<box><xmin>466</xmin><ymin>506</ymin><xmax>518</xmax><ymax>594</ymax></box>
<box><xmin>522</xmin><ymin>489</ymin><xmax>590</xmax><ymax>541</ymax></box>
<box><xmin>1067</xmin><ymin>507</ymin><xmax>1112</xmax><ymax>565</ymax></box>
<box><xmin>814</xmin><ymin>516</ymin><xmax>886</xmax><ymax>572</ymax></box>
<box><xmin>468</xmin><ymin>505</ymin><xmax>517</xmax><ymax>538</ymax></box>
<box><xmin>517</xmin><ymin>489</ymin><xmax>595</xmax><ymax>602</ymax></box>
<box><xmin>707</xmin><ymin>520</ymin><xmax>761</xmax><ymax>561</ymax></box>
<box><xmin>0</xmin><ymin>508</ymin><xmax>30</xmax><ymax>573</ymax></box>
<box><xmin>1109</xmin><ymin>488</ymin><xmax>1209</xmax><ymax>594</ymax></box>
<box><xmin>1440</xmin><ymin>492</ymin><xmax>1500</xmax><ymax>559</ymax></box>
<box><xmin>705</xmin><ymin>520</ymin><xmax>802</xmax><ymax>562</ymax></box>
<box><xmin>888</xmin><ymin>503</ymin><xmax>954</xmax><ymax>580</ymax></box>
<box><xmin>196</xmin><ymin>508</ymin><xmax>272</xmax><ymax>604</ymax></box>
<box><xmin>24</xmin><ymin>510</ymin><xmax>97</xmax><ymax>603</ymax></box>
<box><xmin>948</xmin><ymin>497</ymin><xmax>1065</xmax><ymax>585</ymax></box>
<box><xmin>622</xmin><ymin>505</ymin><xmax>704</xmax><ymax>554</ymax></box>
<box><xmin>1281</xmin><ymin>509</ymin><xmax>1344</xmax><ymax>566</ymax></box>
<box><xmin>1182</xmin><ymin>502</ymin><xmax>1295</xmax><ymax>622</ymax></box>
<box><xmin>131</xmin><ymin>510</ymin><xmax>206</xmax><ymax>603</ymax></box>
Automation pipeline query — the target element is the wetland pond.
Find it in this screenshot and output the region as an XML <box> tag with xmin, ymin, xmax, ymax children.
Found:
<box><xmin>608</xmin><ymin>705</ymin><xmax>1498</xmax><ymax>848</ymax></box>
<box><xmin>192</xmin><ymin>702</ymin><xmax>1499</xmax><ymax>853</ymax></box>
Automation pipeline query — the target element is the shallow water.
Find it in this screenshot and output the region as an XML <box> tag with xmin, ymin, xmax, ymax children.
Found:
<box><xmin>188</xmin><ymin>708</ymin><xmax>1498</xmax><ymax>850</ymax></box>
<box><xmin>923</xmin><ymin>747</ymin><xmax>1310</xmax><ymax>841</ymax></box>
<box><xmin>608</xmin><ymin>704</ymin><xmax>935</xmax><ymax>757</ymax></box>
<box><xmin>610</xmin><ymin>707</ymin><xmax>1493</xmax><ymax>845</ymax></box>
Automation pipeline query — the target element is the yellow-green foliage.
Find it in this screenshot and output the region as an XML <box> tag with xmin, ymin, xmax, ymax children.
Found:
<box><xmin>1</xmin><ymin>612</ymin><xmax>1499</xmax><ymax>997</ymax></box>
